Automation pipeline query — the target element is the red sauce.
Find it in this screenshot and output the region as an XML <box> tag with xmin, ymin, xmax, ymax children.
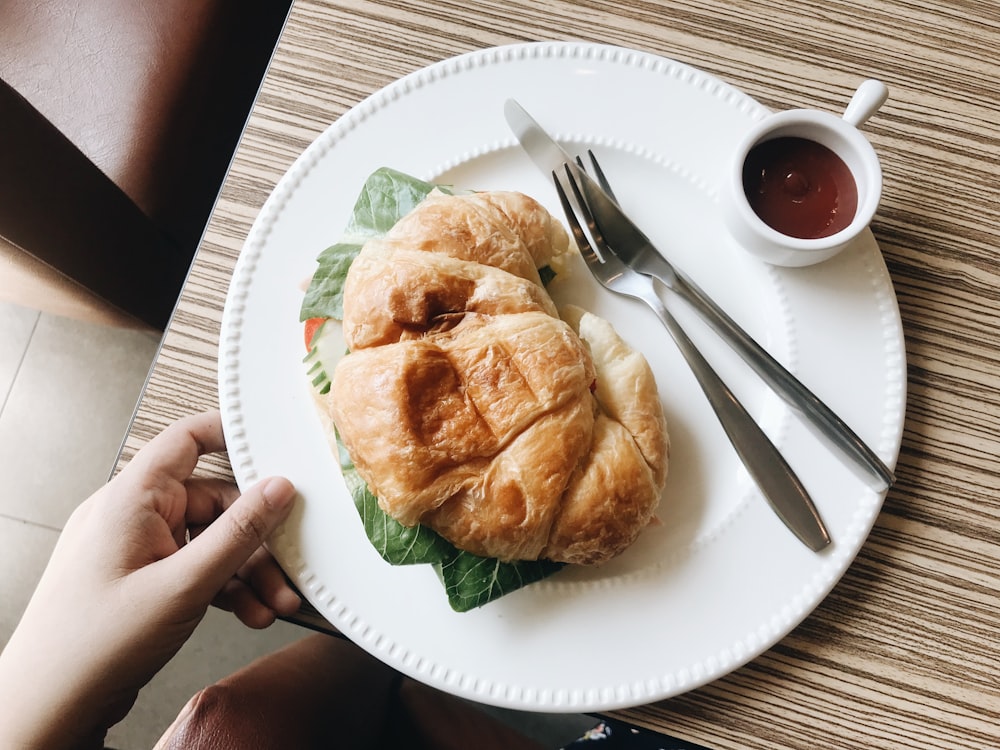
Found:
<box><xmin>742</xmin><ymin>137</ymin><xmax>858</xmax><ymax>239</ymax></box>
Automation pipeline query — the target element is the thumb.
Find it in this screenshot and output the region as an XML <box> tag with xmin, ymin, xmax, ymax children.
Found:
<box><xmin>174</xmin><ymin>476</ymin><xmax>296</xmax><ymax>600</ymax></box>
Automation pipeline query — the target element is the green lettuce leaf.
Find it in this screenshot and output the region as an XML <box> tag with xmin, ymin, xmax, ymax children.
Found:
<box><xmin>436</xmin><ymin>554</ymin><xmax>564</xmax><ymax>613</ymax></box>
<box><xmin>299</xmin><ymin>243</ymin><xmax>361</xmax><ymax>322</ymax></box>
<box><xmin>300</xmin><ymin>168</ymin><xmax>452</xmax><ymax>321</ymax></box>
<box><xmin>336</xmin><ymin>436</ymin><xmax>453</xmax><ymax>565</ymax></box>
<box><xmin>305</xmin><ymin>167</ymin><xmax>565</xmax><ymax>612</ymax></box>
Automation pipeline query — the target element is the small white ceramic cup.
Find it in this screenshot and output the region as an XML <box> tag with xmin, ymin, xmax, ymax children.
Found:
<box><xmin>723</xmin><ymin>79</ymin><xmax>888</xmax><ymax>267</ymax></box>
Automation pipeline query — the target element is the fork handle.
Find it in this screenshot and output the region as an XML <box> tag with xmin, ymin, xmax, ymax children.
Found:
<box><xmin>638</xmin><ymin>288</ymin><xmax>831</xmax><ymax>552</ymax></box>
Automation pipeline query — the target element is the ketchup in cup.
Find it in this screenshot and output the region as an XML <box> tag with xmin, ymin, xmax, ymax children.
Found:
<box><xmin>742</xmin><ymin>136</ymin><xmax>858</xmax><ymax>240</ymax></box>
<box><xmin>723</xmin><ymin>80</ymin><xmax>887</xmax><ymax>267</ymax></box>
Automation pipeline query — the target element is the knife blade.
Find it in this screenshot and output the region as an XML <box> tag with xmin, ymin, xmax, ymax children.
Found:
<box><xmin>504</xmin><ymin>98</ymin><xmax>894</xmax><ymax>491</ymax></box>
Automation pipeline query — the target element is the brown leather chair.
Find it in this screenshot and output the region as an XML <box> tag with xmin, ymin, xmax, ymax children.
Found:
<box><xmin>0</xmin><ymin>0</ymin><xmax>292</xmax><ymax>328</ymax></box>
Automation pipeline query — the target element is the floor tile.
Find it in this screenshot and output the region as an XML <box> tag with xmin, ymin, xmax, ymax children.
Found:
<box><xmin>0</xmin><ymin>516</ymin><xmax>59</xmax><ymax>647</ymax></box>
<box><xmin>0</xmin><ymin>312</ymin><xmax>160</xmax><ymax>528</ymax></box>
<box><xmin>0</xmin><ymin>302</ymin><xmax>39</xmax><ymax>409</ymax></box>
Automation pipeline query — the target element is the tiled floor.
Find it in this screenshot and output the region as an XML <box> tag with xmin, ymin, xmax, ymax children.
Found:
<box><xmin>0</xmin><ymin>299</ymin><xmax>595</xmax><ymax>748</ymax></box>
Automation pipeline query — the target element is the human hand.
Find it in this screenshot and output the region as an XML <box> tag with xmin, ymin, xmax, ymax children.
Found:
<box><xmin>0</xmin><ymin>410</ymin><xmax>299</xmax><ymax>749</ymax></box>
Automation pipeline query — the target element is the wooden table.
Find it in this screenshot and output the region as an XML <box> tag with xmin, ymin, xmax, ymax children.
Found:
<box><xmin>120</xmin><ymin>1</ymin><xmax>1000</xmax><ymax>747</ymax></box>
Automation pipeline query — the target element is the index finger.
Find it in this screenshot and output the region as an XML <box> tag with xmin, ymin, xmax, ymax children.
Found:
<box><xmin>126</xmin><ymin>410</ymin><xmax>228</xmax><ymax>482</ymax></box>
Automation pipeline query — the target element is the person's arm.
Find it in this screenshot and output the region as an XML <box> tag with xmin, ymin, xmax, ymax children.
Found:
<box><xmin>0</xmin><ymin>411</ymin><xmax>299</xmax><ymax>750</ymax></box>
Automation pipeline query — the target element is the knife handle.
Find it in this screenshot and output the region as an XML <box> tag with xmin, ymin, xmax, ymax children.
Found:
<box><xmin>670</xmin><ymin>271</ymin><xmax>896</xmax><ymax>490</ymax></box>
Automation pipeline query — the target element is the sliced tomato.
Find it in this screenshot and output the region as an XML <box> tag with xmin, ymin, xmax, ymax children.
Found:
<box><xmin>304</xmin><ymin>317</ymin><xmax>328</xmax><ymax>350</ymax></box>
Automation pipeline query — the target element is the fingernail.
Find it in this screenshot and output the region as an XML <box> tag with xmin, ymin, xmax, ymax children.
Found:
<box><xmin>261</xmin><ymin>476</ymin><xmax>296</xmax><ymax>511</ymax></box>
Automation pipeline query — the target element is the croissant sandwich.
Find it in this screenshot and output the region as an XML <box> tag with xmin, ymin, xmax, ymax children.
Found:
<box><xmin>310</xmin><ymin>183</ymin><xmax>669</xmax><ymax>567</ymax></box>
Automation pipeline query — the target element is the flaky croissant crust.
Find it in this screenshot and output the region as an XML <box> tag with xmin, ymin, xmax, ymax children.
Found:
<box><xmin>321</xmin><ymin>190</ymin><xmax>669</xmax><ymax>564</ymax></box>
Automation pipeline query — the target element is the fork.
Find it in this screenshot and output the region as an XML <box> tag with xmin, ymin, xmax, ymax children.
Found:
<box><xmin>554</xmin><ymin>165</ymin><xmax>831</xmax><ymax>552</ymax></box>
<box><xmin>574</xmin><ymin>150</ymin><xmax>894</xmax><ymax>491</ymax></box>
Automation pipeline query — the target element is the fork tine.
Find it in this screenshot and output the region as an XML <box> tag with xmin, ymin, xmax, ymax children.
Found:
<box><xmin>564</xmin><ymin>165</ymin><xmax>638</xmax><ymax>276</ymax></box>
<box><xmin>557</xmin><ymin>164</ymin><xmax>631</xmax><ymax>275</ymax></box>
<box><xmin>553</xmin><ymin>169</ymin><xmax>601</xmax><ymax>270</ymax></box>
<box><xmin>572</xmin><ymin>152</ymin><xmax>618</xmax><ymax>204</ymax></box>
<box><xmin>584</xmin><ymin>149</ymin><xmax>620</xmax><ymax>204</ymax></box>
<box><xmin>563</xmin><ymin>165</ymin><xmax>603</xmax><ymax>250</ymax></box>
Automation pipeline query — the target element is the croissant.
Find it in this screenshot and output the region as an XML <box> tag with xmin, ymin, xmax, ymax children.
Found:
<box><xmin>319</xmin><ymin>189</ymin><xmax>669</xmax><ymax>565</ymax></box>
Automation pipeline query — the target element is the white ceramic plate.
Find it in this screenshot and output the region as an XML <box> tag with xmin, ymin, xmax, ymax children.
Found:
<box><xmin>219</xmin><ymin>42</ymin><xmax>906</xmax><ymax>712</ymax></box>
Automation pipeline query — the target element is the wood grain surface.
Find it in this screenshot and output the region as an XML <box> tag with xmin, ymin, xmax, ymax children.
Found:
<box><xmin>119</xmin><ymin>2</ymin><xmax>1000</xmax><ymax>747</ymax></box>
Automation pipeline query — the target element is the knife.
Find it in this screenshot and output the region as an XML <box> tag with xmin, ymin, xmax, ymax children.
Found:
<box><xmin>504</xmin><ymin>98</ymin><xmax>895</xmax><ymax>491</ymax></box>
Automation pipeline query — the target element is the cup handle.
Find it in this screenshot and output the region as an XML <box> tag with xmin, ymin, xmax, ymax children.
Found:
<box><xmin>842</xmin><ymin>79</ymin><xmax>888</xmax><ymax>127</ymax></box>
